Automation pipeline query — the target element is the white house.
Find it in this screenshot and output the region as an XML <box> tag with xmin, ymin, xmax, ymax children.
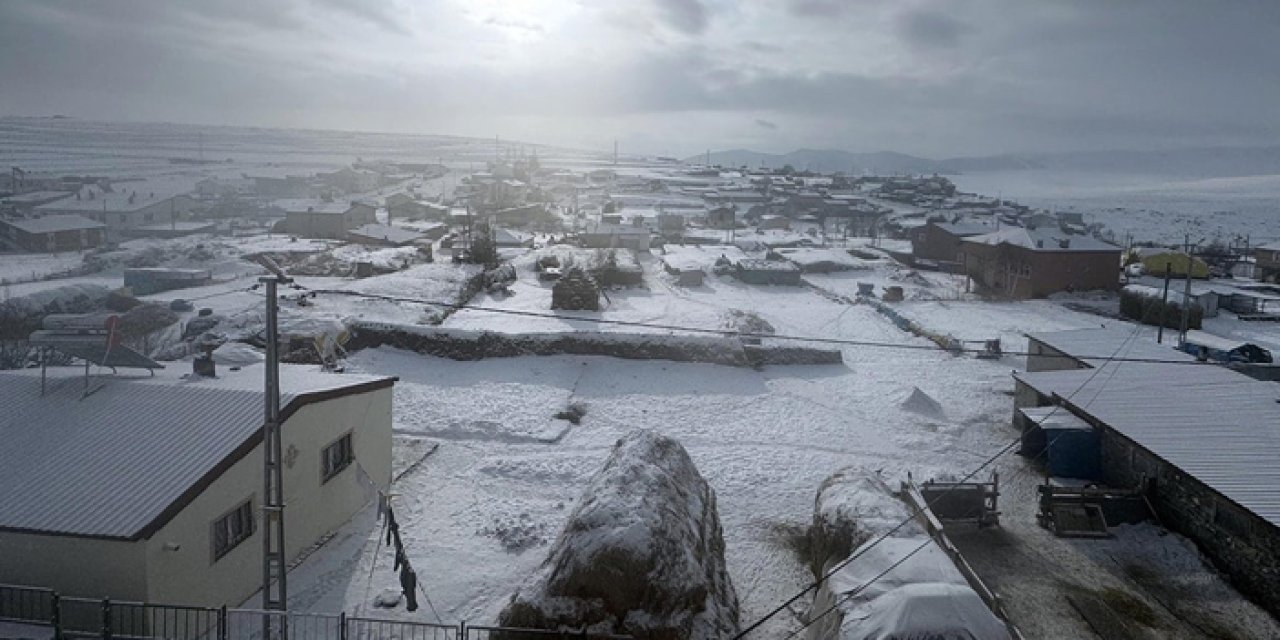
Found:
<box><xmin>0</xmin><ymin>363</ymin><xmax>395</xmax><ymax>608</ymax></box>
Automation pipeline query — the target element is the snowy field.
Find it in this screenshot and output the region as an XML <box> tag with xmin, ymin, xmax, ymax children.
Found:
<box><xmin>952</xmin><ymin>170</ymin><xmax>1280</xmax><ymax>247</ymax></box>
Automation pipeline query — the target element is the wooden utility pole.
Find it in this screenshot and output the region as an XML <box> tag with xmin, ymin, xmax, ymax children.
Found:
<box><xmin>1157</xmin><ymin>263</ymin><xmax>1172</xmax><ymax>344</ymax></box>
<box><xmin>1178</xmin><ymin>234</ymin><xmax>1196</xmax><ymax>344</ymax></box>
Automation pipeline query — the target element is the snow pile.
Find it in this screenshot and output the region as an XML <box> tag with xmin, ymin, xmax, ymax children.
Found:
<box><xmin>773</xmin><ymin>248</ymin><xmax>872</xmax><ymax>274</ymax></box>
<box><xmin>805</xmin><ymin>469</ymin><xmax>1010</xmax><ymax>640</ymax></box>
<box><xmin>0</xmin><ymin>284</ymin><xmax>110</xmax><ymax>341</ymax></box>
<box><xmin>898</xmin><ymin>387</ymin><xmax>946</xmax><ymax>421</ymax></box>
<box><xmin>824</xmin><ymin>541</ymin><xmax>1011</xmax><ymax>640</ymax></box>
<box><xmin>498</xmin><ymin>430</ymin><xmax>740</xmax><ymax>639</ymax></box>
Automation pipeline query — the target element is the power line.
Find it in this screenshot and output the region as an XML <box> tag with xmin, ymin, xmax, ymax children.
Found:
<box><xmin>306</xmin><ymin>288</ymin><xmax>1219</xmax><ymax>366</ymax></box>
<box><xmin>734</xmin><ymin>321</ymin><xmax>1148</xmax><ymax>638</ymax></box>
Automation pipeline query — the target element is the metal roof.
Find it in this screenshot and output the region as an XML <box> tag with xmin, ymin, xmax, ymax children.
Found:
<box><xmin>3</xmin><ymin>215</ymin><xmax>105</xmax><ymax>234</ymax></box>
<box><xmin>0</xmin><ymin>365</ymin><xmax>393</xmax><ymax>539</ymax></box>
<box><xmin>963</xmin><ymin>227</ymin><xmax>1118</xmax><ymax>252</ymax></box>
<box><xmin>1014</xmin><ymin>363</ymin><xmax>1280</xmax><ymax>528</ymax></box>
<box><xmin>348</xmin><ymin>223</ymin><xmax>422</xmax><ymax>245</ymax></box>
<box><xmin>1025</xmin><ymin>327</ymin><xmax>1197</xmax><ymax>367</ymax></box>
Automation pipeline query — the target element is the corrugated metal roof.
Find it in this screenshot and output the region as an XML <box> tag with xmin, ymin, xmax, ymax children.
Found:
<box><xmin>0</xmin><ymin>365</ymin><xmax>392</xmax><ymax>539</ymax></box>
<box><xmin>1026</xmin><ymin>327</ymin><xmax>1197</xmax><ymax>367</ymax></box>
<box><xmin>4</xmin><ymin>215</ymin><xmax>105</xmax><ymax>234</ymax></box>
<box><xmin>1015</xmin><ymin>363</ymin><xmax>1280</xmax><ymax>527</ymax></box>
<box><xmin>963</xmin><ymin>227</ymin><xmax>1118</xmax><ymax>252</ymax></box>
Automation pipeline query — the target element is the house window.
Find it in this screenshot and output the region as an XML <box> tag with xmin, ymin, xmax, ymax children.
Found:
<box><xmin>1020</xmin><ymin>264</ymin><xmax>1031</xmax><ymax>277</ymax></box>
<box><xmin>212</xmin><ymin>499</ymin><xmax>255</xmax><ymax>561</ymax></box>
<box><xmin>322</xmin><ymin>432</ymin><xmax>355</xmax><ymax>482</ymax></box>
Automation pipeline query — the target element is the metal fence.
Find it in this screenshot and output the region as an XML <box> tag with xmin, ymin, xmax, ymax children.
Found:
<box><xmin>0</xmin><ymin>584</ymin><xmax>630</xmax><ymax>640</ymax></box>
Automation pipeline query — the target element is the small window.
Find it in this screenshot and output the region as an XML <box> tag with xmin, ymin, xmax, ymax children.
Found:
<box><xmin>212</xmin><ymin>499</ymin><xmax>255</xmax><ymax>561</ymax></box>
<box><xmin>322</xmin><ymin>433</ymin><xmax>354</xmax><ymax>482</ymax></box>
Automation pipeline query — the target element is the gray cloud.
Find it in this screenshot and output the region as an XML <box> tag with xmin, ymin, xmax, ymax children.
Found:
<box><xmin>653</xmin><ymin>0</ymin><xmax>709</xmax><ymax>35</ymax></box>
<box><xmin>788</xmin><ymin>0</ymin><xmax>848</xmax><ymax>19</ymax></box>
<box><xmin>1</xmin><ymin>0</ymin><xmax>1278</xmax><ymax>157</ymax></box>
<box><xmin>896</xmin><ymin>9</ymin><xmax>972</xmax><ymax>49</ymax></box>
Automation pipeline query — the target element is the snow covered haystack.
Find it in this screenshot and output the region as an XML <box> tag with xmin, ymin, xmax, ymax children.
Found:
<box><xmin>807</xmin><ymin>470</ymin><xmax>922</xmax><ymax>577</ymax></box>
<box><xmin>497</xmin><ymin>430</ymin><xmax>740</xmax><ymax>639</ymax></box>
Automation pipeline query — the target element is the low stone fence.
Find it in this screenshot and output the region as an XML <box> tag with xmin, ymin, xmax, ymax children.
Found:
<box><xmin>347</xmin><ymin>321</ymin><xmax>843</xmax><ymax>368</ymax></box>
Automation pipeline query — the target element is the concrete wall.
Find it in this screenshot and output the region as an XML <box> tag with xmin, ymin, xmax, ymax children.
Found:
<box><xmin>0</xmin><ymin>531</ymin><xmax>146</xmax><ymax>600</ymax></box>
<box><xmin>141</xmin><ymin>387</ymin><xmax>393</xmax><ymax>607</ymax></box>
<box><xmin>1025</xmin><ymin>338</ymin><xmax>1088</xmax><ymax>372</ymax></box>
<box><xmin>1099</xmin><ymin>427</ymin><xmax>1280</xmax><ymax>617</ymax></box>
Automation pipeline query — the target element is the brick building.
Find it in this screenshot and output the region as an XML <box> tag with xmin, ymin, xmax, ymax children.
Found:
<box><xmin>960</xmin><ymin>227</ymin><xmax>1120</xmax><ymax>298</ymax></box>
<box><xmin>911</xmin><ymin>221</ymin><xmax>993</xmax><ymax>266</ymax></box>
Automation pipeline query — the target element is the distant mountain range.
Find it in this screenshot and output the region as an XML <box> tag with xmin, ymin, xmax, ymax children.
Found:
<box><xmin>686</xmin><ymin>146</ymin><xmax>1280</xmax><ymax>177</ymax></box>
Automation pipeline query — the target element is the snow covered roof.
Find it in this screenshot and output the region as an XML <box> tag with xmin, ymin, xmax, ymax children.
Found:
<box><xmin>3</xmin><ymin>214</ymin><xmax>105</xmax><ymax>234</ymax></box>
<box><xmin>1014</xmin><ymin>362</ymin><xmax>1280</xmax><ymax>528</ymax></box>
<box><xmin>963</xmin><ymin>227</ymin><xmax>1118</xmax><ymax>252</ymax></box>
<box><xmin>2</xmin><ymin>190</ymin><xmax>72</xmax><ymax>204</ymax></box>
<box><xmin>931</xmin><ymin>221</ymin><xmax>994</xmax><ymax>236</ymax></box>
<box><xmin>274</xmin><ymin>199</ymin><xmax>350</xmax><ymax>214</ymax></box>
<box><xmin>349</xmin><ymin>223</ymin><xmax>423</xmax><ymax>245</ymax></box>
<box><xmin>1026</xmin><ymin>327</ymin><xmax>1196</xmax><ymax>367</ymax></box>
<box><xmin>0</xmin><ymin>364</ymin><xmax>394</xmax><ymax>539</ymax></box>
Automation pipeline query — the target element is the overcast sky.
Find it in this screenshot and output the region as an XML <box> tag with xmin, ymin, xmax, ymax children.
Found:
<box><xmin>2</xmin><ymin>0</ymin><xmax>1278</xmax><ymax>158</ymax></box>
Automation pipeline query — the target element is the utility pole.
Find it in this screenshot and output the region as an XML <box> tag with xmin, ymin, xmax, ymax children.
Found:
<box><xmin>259</xmin><ymin>258</ymin><xmax>292</xmax><ymax>639</ymax></box>
<box><xmin>1157</xmin><ymin>263</ymin><xmax>1172</xmax><ymax>344</ymax></box>
<box><xmin>1178</xmin><ymin>234</ymin><xmax>1196</xmax><ymax>344</ymax></box>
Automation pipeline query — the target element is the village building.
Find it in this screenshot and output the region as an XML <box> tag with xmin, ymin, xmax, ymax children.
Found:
<box><xmin>960</xmin><ymin>227</ymin><xmax>1120</xmax><ymax>298</ymax></box>
<box><xmin>1255</xmin><ymin>242</ymin><xmax>1280</xmax><ymax>282</ymax></box>
<box><xmin>35</xmin><ymin>185</ymin><xmax>201</xmax><ymax>240</ymax></box>
<box><xmin>580</xmin><ymin>221</ymin><xmax>652</xmax><ymax>252</ymax></box>
<box><xmin>385</xmin><ymin>193</ymin><xmax>447</xmax><ymax>222</ymax></box>
<box><xmin>279</xmin><ymin>201</ymin><xmax>377</xmax><ymax>239</ymax></box>
<box><xmin>705</xmin><ymin>206</ymin><xmax>737</xmax><ymax>230</ymax></box>
<box><xmin>123</xmin><ymin>268</ymin><xmax>214</xmax><ymax>295</ymax></box>
<box><xmin>911</xmin><ymin>221</ymin><xmax>993</xmax><ymax>268</ymax></box>
<box><xmin>0</xmin><ymin>364</ymin><xmax>395</xmax><ymax>608</ymax></box>
<box><xmin>1</xmin><ymin>190</ymin><xmax>74</xmax><ymax>215</ymax></box>
<box><xmin>734</xmin><ymin>259</ymin><xmax>802</xmax><ymax>285</ymax></box>
<box><xmin>1023</xmin><ymin>326</ymin><xmax>1195</xmax><ymax>373</ymax></box>
<box><xmin>1012</xmin><ymin>353</ymin><xmax>1280</xmax><ymax>617</ymax></box>
<box><xmin>347</xmin><ymin>223</ymin><xmax>424</xmax><ymax>247</ymax></box>
<box><xmin>1131</xmin><ymin>248</ymin><xmax>1210</xmax><ymax>278</ymax></box>
<box><xmin>0</xmin><ymin>215</ymin><xmax>106</xmax><ymax>252</ymax></box>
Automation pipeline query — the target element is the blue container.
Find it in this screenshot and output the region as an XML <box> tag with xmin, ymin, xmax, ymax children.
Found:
<box><xmin>1044</xmin><ymin>425</ymin><xmax>1101</xmax><ymax>480</ymax></box>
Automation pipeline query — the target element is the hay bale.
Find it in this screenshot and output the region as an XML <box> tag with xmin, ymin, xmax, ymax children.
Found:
<box><xmin>498</xmin><ymin>431</ymin><xmax>739</xmax><ymax>639</ymax></box>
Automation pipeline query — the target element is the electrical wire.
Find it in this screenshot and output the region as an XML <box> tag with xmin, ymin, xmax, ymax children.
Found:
<box><xmin>734</xmin><ymin>319</ymin><xmax>1149</xmax><ymax>638</ymax></box>
<box><xmin>305</xmin><ymin>288</ymin><xmax>1219</xmax><ymax>366</ymax></box>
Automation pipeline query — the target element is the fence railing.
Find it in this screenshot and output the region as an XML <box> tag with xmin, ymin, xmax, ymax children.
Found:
<box><xmin>0</xmin><ymin>584</ymin><xmax>630</xmax><ymax>640</ymax></box>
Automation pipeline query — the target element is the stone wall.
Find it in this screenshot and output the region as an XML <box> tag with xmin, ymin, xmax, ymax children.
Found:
<box><xmin>1099</xmin><ymin>428</ymin><xmax>1280</xmax><ymax>617</ymax></box>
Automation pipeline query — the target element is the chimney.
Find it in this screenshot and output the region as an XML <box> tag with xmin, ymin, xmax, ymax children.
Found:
<box><xmin>193</xmin><ymin>344</ymin><xmax>216</xmax><ymax>378</ymax></box>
